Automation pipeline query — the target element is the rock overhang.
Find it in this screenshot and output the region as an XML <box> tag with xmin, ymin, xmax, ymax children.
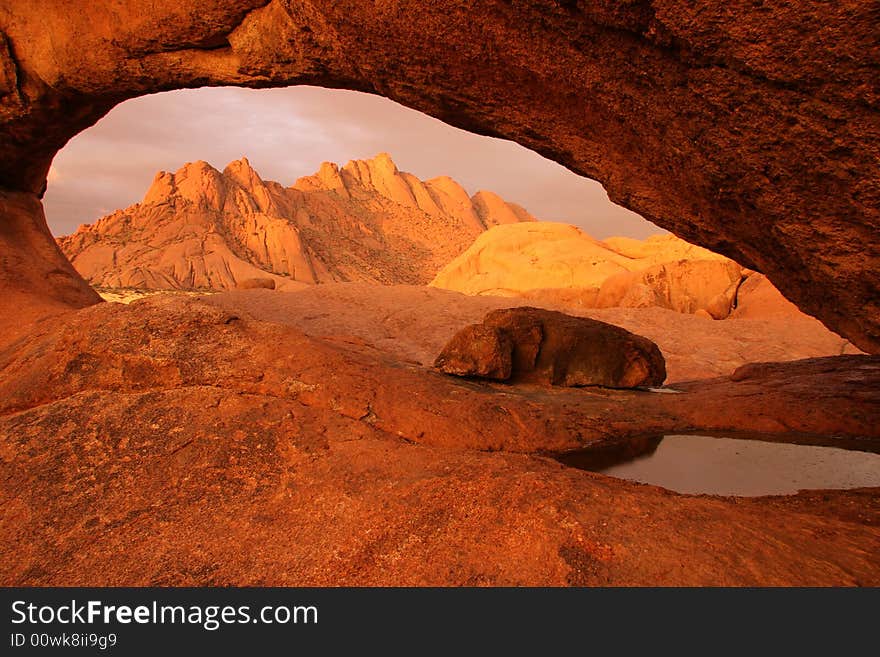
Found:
<box><xmin>0</xmin><ymin>0</ymin><xmax>876</xmax><ymax>351</ymax></box>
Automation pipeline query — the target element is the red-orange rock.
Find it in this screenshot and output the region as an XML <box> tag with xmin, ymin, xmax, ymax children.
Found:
<box><xmin>0</xmin><ymin>0</ymin><xmax>878</xmax><ymax>589</ymax></box>
<box><xmin>0</xmin><ymin>2</ymin><xmax>877</xmax><ymax>350</ymax></box>
<box><xmin>596</xmin><ymin>260</ymin><xmax>744</xmax><ymax>319</ymax></box>
<box><xmin>236</xmin><ymin>277</ymin><xmax>276</xmax><ymax>290</ymax></box>
<box><xmin>0</xmin><ymin>190</ymin><xmax>102</xmax><ymax>344</ymax></box>
<box><xmin>431</xmin><ymin>224</ymin><xmax>732</xmax><ymax>299</ymax></box>
<box><xmin>431</xmin><ymin>223</ymin><xmax>752</xmax><ymax>321</ymax></box>
<box><xmin>0</xmin><ymin>296</ymin><xmax>878</xmax><ymax>586</ymax></box>
<box><xmin>210</xmin><ymin>283</ymin><xmax>862</xmax><ymax>384</ymax></box>
<box><xmin>730</xmin><ymin>273</ymin><xmax>804</xmax><ymax>320</ymax></box>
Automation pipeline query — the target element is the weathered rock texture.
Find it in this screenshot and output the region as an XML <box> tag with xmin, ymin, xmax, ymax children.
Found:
<box><xmin>0</xmin><ymin>190</ymin><xmax>102</xmax><ymax>343</ymax></box>
<box><xmin>436</xmin><ymin>307</ymin><xmax>666</xmax><ymax>388</ymax></box>
<box><xmin>237</xmin><ymin>277</ymin><xmax>276</xmax><ymax>290</ymax></box>
<box><xmin>596</xmin><ymin>259</ymin><xmax>745</xmax><ymax>319</ymax></box>
<box><xmin>210</xmin><ymin>284</ymin><xmax>863</xmax><ymax>384</ymax></box>
<box><xmin>58</xmin><ymin>154</ymin><xmax>529</xmax><ymax>289</ymax></box>
<box><xmin>0</xmin><ymin>1</ymin><xmax>877</xmax><ymax>350</ymax></box>
<box><xmin>433</xmin><ymin>324</ymin><xmax>513</xmax><ymax>380</ymax></box>
<box><xmin>730</xmin><ymin>273</ymin><xmax>804</xmax><ymax>320</ymax></box>
<box><xmin>1</xmin><ymin>1</ymin><xmax>879</xmax><ymax>588</ymax></box>
<box><xmin>1</xmin><ymin>295</ymin><xmax>879</xmax><ymax>585</ymax></box>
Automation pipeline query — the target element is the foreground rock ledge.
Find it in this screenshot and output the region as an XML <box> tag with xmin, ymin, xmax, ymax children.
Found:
<box><xmin>0</xmin><ymin>1</ymin><xmax>878</xmax><ymax>351</ymax></box>
<box><xmin>1</xmin><ymin>297</ymin><xmax>878</xmax><ymax>585</ymax></box>
<box><xmin>2</xmin><ymin>297</ymin><xmax>878</xmax><ymax>453</ymax></box>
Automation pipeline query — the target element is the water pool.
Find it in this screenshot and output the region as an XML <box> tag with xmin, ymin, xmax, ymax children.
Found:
<box><xmin>556</xmin><ymin>433</ymin><xmax>880</xmax><ymax>496</ymax></box>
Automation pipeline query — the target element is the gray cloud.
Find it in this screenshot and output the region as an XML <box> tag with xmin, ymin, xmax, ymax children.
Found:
<box><xmin>43</xmin><ymin>86</ymin><xmax>661</xmax><ymax>239</ymax></box>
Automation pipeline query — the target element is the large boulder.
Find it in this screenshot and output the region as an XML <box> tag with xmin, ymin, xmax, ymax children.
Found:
<box><xmin>432</xmin><ymin>324</ymin><xmax>513</xmax><ymax>380</ymax></box>
<box><xmin>435</xmin><ymin>307</ymin><xmax>666</xmax><ymax>389</ymax></box>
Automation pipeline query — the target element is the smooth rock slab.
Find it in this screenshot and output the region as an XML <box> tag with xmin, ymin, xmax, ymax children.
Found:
<box><xmin>1</xmin><ymin>296</ymin><xmax>879</xmax><ymax>585</ymax></box>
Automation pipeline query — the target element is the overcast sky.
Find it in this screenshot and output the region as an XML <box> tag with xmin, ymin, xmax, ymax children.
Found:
<box><xmin>43</xmin><ymin>86</ymin><xmax>661</xmax><ymax>239</ymax></box>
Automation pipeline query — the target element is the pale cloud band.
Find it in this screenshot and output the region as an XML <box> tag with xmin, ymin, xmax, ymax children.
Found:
<box><xmin>43</xmin><ymin>86</ymin><xmax>660</xmax><ymax>239</ymax></box>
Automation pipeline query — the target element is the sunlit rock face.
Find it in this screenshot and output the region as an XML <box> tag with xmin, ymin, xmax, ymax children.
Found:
<box><xmin>0</xmin><ymin>189</ymin><xmax>102</xmax><ymax>334</ymax></box>
<box><xmin>0</xmin><ymin>1</ymin><xmax>877</xmax><ymax>351</ymax></box>
<box><xmin>57</xmin><ymin>154</ymin><xmax>532</xmax><ymax>290</ymax></box>
<box><xmin>430</xmin><ymin>222</ymin><xmax>746</xmax><ymax>317</ymax></box>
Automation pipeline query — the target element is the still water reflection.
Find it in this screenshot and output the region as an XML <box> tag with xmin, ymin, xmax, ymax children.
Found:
<box><xmin>556</xmin><ymin>433</ymin><xmax>880</xmax><ymax>496</ymax></box>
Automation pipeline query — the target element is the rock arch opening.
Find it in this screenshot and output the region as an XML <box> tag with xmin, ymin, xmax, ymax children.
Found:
<box><xmin>44</xmin><ymin>85</ymin><xmax>671</xmax><ymax>295</ymax></box>
<box><xmin>1</xmin><ymin>1</ymin><xmax>877</xmax><ymax>351</ymax></box>
<box><xmin>43</xmin><ymin>86</ymin><xmax>657</xmax><ymax>241</ymax></box>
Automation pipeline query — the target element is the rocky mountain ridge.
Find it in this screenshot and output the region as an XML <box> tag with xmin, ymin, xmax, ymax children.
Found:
<box><xmin>58</xmin><ymin>153</ymin><xmax>534</xmax><ymax>290</ymax></box>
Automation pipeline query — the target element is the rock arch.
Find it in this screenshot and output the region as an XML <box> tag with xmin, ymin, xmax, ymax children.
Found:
<box><xmin>0</xmin><ymin>0</ymin><xmax>877</xmax><ymax>351</ymax></box>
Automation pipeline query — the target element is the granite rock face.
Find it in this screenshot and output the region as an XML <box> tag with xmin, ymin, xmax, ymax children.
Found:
<box><xmin>596</xmin><ymin>260</ymin><xmax>745</xmax><ymax>319</ymax></box>
<box><xmin>1</xmin><ymin>1</ymin><xmax>879</xmax><ymax>588</ymax></box>
<box><xmin>58</xmin><ymin>154</ymin><xmax>530</xmax><ymax>290</ymax></box>
<box><xmin>0</xmin><ymin>1</ymin><xmax>878</xmax><ymax>350</ymax></box>
<box><xmin>0</xmin><ymin>190</ymin><xmax>102</xmax><ymax>336</ymax></box>
<box><xmin>431</xmin><ymin>223</ymin><xmax>732</xmax><ymax>299</ymax></box>
<box><xmin>431</xmin><ymin>223</ymin><xmax>749</xmax><ymax>319</ymax></box>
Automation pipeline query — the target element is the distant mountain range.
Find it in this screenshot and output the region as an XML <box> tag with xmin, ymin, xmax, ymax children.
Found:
<box><xmin>58</xmin><ymin>153</ymin><xmax>534</xmax><ymax>290</ymax></box>
<box><xmin>58</xmin><ymin>151</ymin><xmax>804</xmax><ymax>325</ymax></box>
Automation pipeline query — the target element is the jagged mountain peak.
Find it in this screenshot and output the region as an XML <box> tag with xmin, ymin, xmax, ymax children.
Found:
<box><xmin>59</xmin><ymin>153</ymin><xmax>536</xmax><ymax>291</ymax></box>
